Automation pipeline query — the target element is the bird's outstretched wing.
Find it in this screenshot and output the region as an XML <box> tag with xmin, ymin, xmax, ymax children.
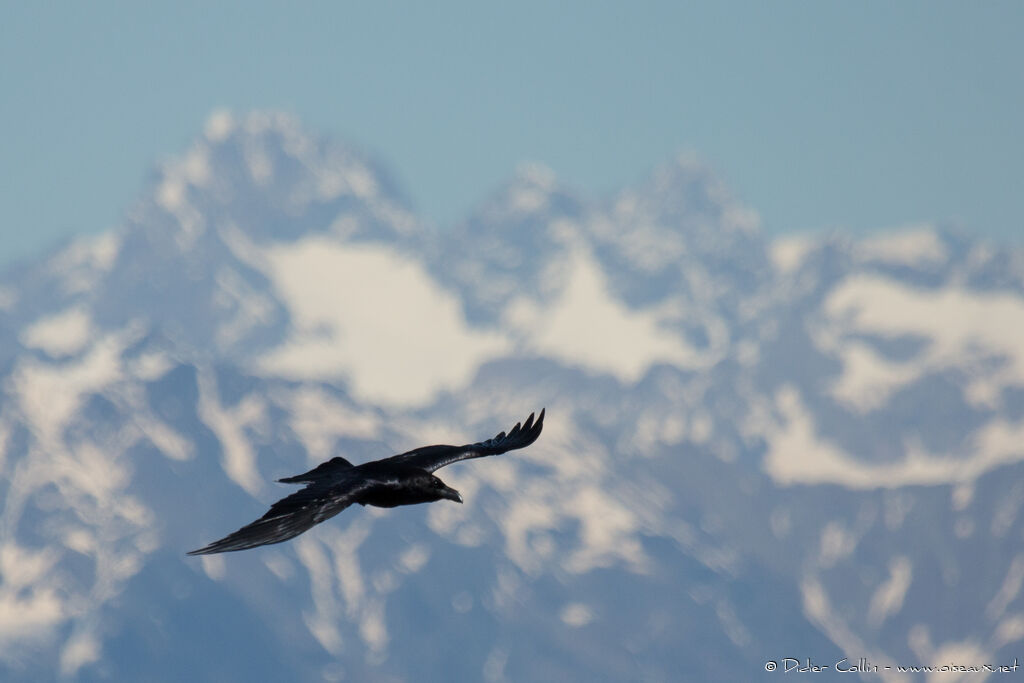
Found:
<box><xmin>386</xmin><ymin>409</ymin><xmax>545</xmax><ymax>473</ymax></box>
<box><xmin>187</xmin><ymin>475</ymin><xmax>374</xmax><ymax>555</ymax></box>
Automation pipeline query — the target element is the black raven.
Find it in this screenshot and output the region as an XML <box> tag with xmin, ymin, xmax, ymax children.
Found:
<box><xmin>188</xmin><ymin>409</ymin><xmax>545</xmax><ymax>555</ymax></box>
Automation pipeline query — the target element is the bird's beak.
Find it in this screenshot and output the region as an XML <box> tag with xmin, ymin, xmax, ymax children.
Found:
<box><xmin>443</xmin><ymin>486</ymin><xmax>463</xmax><ymax>504</ymax></box>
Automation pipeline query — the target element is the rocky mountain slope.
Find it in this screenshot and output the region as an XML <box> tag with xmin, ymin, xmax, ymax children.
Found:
<box><xmin>1</xmin><ymin>111</ymin><xmax>1022</xmax><ymax>681</ymax></box>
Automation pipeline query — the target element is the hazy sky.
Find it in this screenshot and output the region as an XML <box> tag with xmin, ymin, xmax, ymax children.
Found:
<box><xmin>2</xmin><ymin>1</ymin><xmax>1021</xmax><ymax>267</ymax></box>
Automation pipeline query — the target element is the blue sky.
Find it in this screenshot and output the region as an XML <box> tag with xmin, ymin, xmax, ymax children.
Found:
<box><xmin>2</xmin><ymin>1</ymin><xmax>1021</xmax><ymax>267</ymax></box>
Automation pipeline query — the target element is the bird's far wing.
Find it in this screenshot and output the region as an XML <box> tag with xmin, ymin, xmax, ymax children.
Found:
<box><xmin>387</xmin><ymin>409</ymin><xmax>545</xmax><ymax>473</ymax></box>
<box><xmin>278</xmin><ymin>455</ymin><xmax>355</xmax><ymax>484</ymax></box>
<box><xmin>187</xmin><ymin>474</ymin><xmax>373</xmax><ymax>555</ymax></box>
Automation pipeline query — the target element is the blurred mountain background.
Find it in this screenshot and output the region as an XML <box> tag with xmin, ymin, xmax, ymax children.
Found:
<box><xmin>4</xmin><ymin>3</ymin><xmax>1024</xmax><ymax>681</ymax></box>
<box><xmin>2</xmin><ymin>112</ymin><xmax>1023</xmax><ymax>681</ymax></box>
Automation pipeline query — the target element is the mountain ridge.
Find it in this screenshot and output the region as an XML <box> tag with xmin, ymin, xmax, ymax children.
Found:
<box><xmin>2</xmin><ymin>111</ymin><xmax>1023</xmax><ymax>681</ymax></box>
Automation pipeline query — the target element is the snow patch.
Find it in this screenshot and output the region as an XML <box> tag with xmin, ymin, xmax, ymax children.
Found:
<box><xmin>986</xmin><ymin>555</ymin><xmax>1024</xmax><ymax>620</ymax></box>
<box><xmin>560</xmin><ymin>603</ymin><xmax>593</xmax><ymax>627</ymax></box>
<box><xmin>0</xmin><ymin>588</ymin><xmax>63</xmax><ymax>646</ymax></box>
<box><xmin>867</xmin><ymin>556</ymin><xmax>912</xmax><ymax>626</ymax></box>
<box><xmin>516</xmin><ymin>162</ymin><xmax>556</xmax><ymax>191</ymax></box>
<box><xmin>212</xmin><ymin>266</ymin><xmax>277</xmax><ymax>347</ymax></box>
<box><xmin>855</xmin><ymin>226</ymin><xmax>948</xmax><ymax>267</ymax></box>
<box><xmin>286</xmin><ymin>387</ymin><xmax>381</xmax><ymax>465</ymax></box>
<box><xmin>255</xmin><ymin>237</ymin><xmax>509</xmax><ymax>407</ymax></box>
<box><xmin>11</xmin><ymin>332</ymin><xmax>126</xmax><ymax>446</ymax></box>
<box><xmin>263</xmin><ymin>553</ymin><xmax>294</xmax><ymax>582</ymax></box>
<box><xmin>763</xmin><ymin>386</ymin><xmax>1024</xmax><ymax>488</ymax></box>
<box><xmin>156</xmin><ymin>145</ymin><xmax>211</xmax><ymax>248</ymax></box>
<box><xmin>505</xmin><ymin>247</ymin><xmax>705</xmax><ymax>382</ymax></box>
<box><xmin>51</xmin><ymin>442</ymin><xmax>133</xmax><ymax>506</ymax></box>
<box><xmin>128</xmin><ymin>351</ymin><xmax>174</xmax><ymax>381</ymax></box>
<box><xmin>134</xmin><ymin>415</ymin><xmax>193</xmax><ymax>461</ymax></box>
<box><xmin>507</xmin><ymin>164</ymin><xmax>555</xmax><ymax>213</ymax></box>
<box><xmin>325</xmin><ymin>520</ymin><xmax>372</xmax><ymax>614</ymax></box>
<box><xmin>296</xmin><ymin>537</ymin><xmax>343</xmax><ymax>654</ymax></box>
<box><xmin>825</xmin><ymin>341</ymin><xmax>920</xmax><ymax>413</ymax></box>
<box><xmin>204</xmin><ymin>109</ymin><xmax>235</xmax><ymax>142</ymax></box>
<box><xmin>358</xmin><ymin>599</ymin><xmax>388</xmax><ymax>653</ymax></box>
<box><xmin>0</xmin><ymin>544</ymin><xmax>59</xmax><ymax>590</ymax></box>
<box><xmin>316</xmin><ymin>162</ymin><xmax>377</xmax><ymax>202</ymax></box>
<box><xmin>617</xmin><ymin>222</ymin><xmax>689</xmax><ymax>272</ymax></box>
<box><xmin>48</xmin><ymin>232</ymin><xmax>120</xmax><ymax>295</ymax></box>
<box><xmin>59</xmin><ymin>629</ymin><xmax>100</xmax><ymax>676</ymax></box>
<box><xmin>0</xmin><ymin>419</ymin><xmax>8</xmax><ymax>476</ymax></box>
<box><xmin>398</xmin><ymin>544</ymin><xmax>429</xmax><ymax>574</ymax></box>
<box><xmin>564</xmin><ymin>485</ymin><xmax>647</xmax><ymax>573</ymax></box>
<box><xmin>257</xmin><ymin>237</ymin><xmax>716</xmax><ymax>392</ymax></box>
<box><xmin>243</xmin><ymin>135</ymin><xmax>273</xmax><ymax>185</ymax></box>
<box><xmin>818</xmin><ymin>521</ymin><xmax>857</xmax><ymax>568</ymax></box>
<box><xmin>820</xmin><ymin>275</ymin><xmax>1024</xmax><ymax>411</ymax></box>
<box><xmin>800</xmin><ymin>577</ymin><xmax>895</xmax><ymax>677</ymax></box>
<box><xmin>21</xmin><ymin>307</ymin><xmax>93</xmax><ymax>356</ymax></box>
<box><xmin>197</xmin><ymin>371</ymin><xmax>266</xmax><ymax>496</ymax></box>
<box><xmin>500</xmin><ymin>494</ymin><xmax>559</xmax><ymax>573</ymax></box>
<box><xmin>0</xmin><ymin>287</ymin><xmax>16</xmax><ymax>311</ymax></box>
<box><xmin>200</xmin><ymin>555</ymin><xmax>226</xmax><ymax>581</ymax></box>
<box><xmin>771</xmin><ymin>235</ymin><xmax>815</xmax><ymax>274</ymax></box>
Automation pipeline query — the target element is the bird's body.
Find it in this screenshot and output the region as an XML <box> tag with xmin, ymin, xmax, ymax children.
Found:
<box><xmin>188</xmin><ymin>409</ymin><xmax>544</xmax><ymax>555</ymax></box>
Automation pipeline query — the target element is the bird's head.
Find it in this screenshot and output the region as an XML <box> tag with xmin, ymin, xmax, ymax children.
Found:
<box><xmin>430</xmin><ymin>475</ymin><xmax>463</xmax><ymax>504</ymax></box>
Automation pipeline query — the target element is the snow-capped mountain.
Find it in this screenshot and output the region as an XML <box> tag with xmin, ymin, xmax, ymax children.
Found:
<box><xmin>2</xmin><ymin>111</ymin><xmax>1023</xmax><ymax>681</ymax></box>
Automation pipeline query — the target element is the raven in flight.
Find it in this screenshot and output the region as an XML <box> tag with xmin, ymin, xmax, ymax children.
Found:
<box><xmin>188</xmin><ymin>409</ymin><xmax>545</xmax><ymax>555</ymax></box>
